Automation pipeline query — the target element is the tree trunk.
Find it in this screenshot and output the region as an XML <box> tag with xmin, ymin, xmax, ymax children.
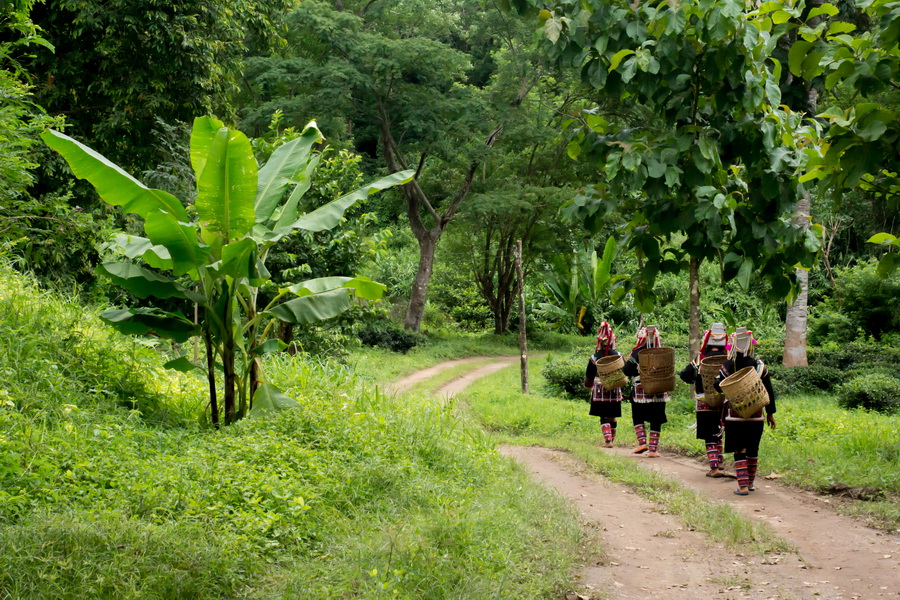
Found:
<box><xmin>516</xmin><ymin>240</ymin><xmax>528</xmax><ymax>393</ymax></box>
<box><xmin>688</xmin><ymin>256</ymin><xmax>702</xmax><ymax>360</ymax></box>
<box><xmin>404</xmin><ymin>233</ymin><xmax>437</xmax><ymax>332</ymax></box>
<box><xmin>203</xmin><ymin>324</ymin><xmax>219</xmax><ymax>429</ymax></box>
<box><xmin>783</xmin><ymin>192</ymin><xmax>811</xmax><ymax>366</ymax></box>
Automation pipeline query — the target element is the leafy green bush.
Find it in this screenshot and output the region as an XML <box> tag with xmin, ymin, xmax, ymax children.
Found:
<box><xmin>838</xmin><ymin>374</ymin><xmax>900</xmax><ymax>414</ymax></box>
<box><xmin>810</xmin><ymin>260</ymin><xmax>900</xmax><ymax>342</ymax></box>
<box><xmin>768</xmin><ymin>365</ymin><xmax>843</xmax><ymax>394</ymax></box>
<box><xmin>358</xmin><ymin>321</ymin><xmax>423</xmax><ymax>354</ymax></box>
<box><xmin>541</xmin><ymin>351</ymin><xmax>591</xmax><ymax>401</ymax></box>
<box><xmin>808</xmin><ymin>342</ymin><xmax>900</xmax><ymax>371</ymax></box>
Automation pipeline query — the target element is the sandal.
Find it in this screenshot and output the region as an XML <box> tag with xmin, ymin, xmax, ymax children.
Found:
<box><xmin>734</xmin><ymin>488</ymin><xmax>750</xmax><ymax>496</ymax></box>
<box><xmin>706</xmin><ymin>469</ymin><xmax>727</xmax><ymax>478</ymax></box>
<box><xmin>632</xmin><ymin>444</ymin><xmax>648</xmax><ymax>454</ymax></box>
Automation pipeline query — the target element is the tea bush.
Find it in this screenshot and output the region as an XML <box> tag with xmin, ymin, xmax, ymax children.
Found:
<box><xmin>358</xmin><ymin>321</ymin><xmax>423</xmax><ymax>353</ymax></box>
<box><xmin>838</xmin><ymin>374</ymin><xmax>900</xmax><ymax>414</ymax></box>
<box><xmin>542</xmin><ymin>351</ymin><xmax>591</xmax><ymax>401</ymax></box>
<box><xmin>768</xmin><ymin>364</ymin><xmax>844</xmax><ymax>394</ymax></box>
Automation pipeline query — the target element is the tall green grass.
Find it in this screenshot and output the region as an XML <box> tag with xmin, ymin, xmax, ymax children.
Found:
<box><xmin>0</xmin><ymin>262</ymin><xmax>585</xmax><ymax>599</ymax></box>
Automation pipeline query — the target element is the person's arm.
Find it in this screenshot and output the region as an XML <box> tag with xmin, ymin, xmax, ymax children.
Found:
<box><xmin>713</xmin><ymin>360</ymin><xmax>734</xmax><ymax>393</ymax></box>
<box><xmin>584</xmin><ymin>359</ymin><xmax>598</xmax><ymax>389</ymax></box>
<box><xmin>760</xmin><ymin>364</ymin><xmax>777</xmax><ymax>427</ymax></box>
<box><xmin>679</xmin><ymin>362</ymin><xmax>697</xmax><ymax>384</ymax></box>
<box><xmin>621</xmin><ymin>349</ymin><xmax>640</xmax><ymax>377</ymax></box>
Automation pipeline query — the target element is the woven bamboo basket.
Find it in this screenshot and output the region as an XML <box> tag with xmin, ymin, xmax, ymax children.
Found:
<box><xmin>719</xmin><ymin>365</ymin><xmax>770</xmax><ymax>418</ymax></box>
<box><xmin>638</xmin><ymin>347</ymin><xmax>675</xmax><ymax>394</ymax></box>
<box><xmin>699</xmin><ymin>355</ymin><xmax>727</xmax><ymax>407</ymax></box>
<box><xmin>596</xmin><ymin>355</ymin><xmax>626</xmax><ymax>390</ymax></box>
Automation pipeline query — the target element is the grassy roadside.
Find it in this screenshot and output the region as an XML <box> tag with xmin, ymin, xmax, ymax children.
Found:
<box><xmin>0</xmin><ymin>263</ymin><xmax>587</xmax><ymax>599</ymax></box>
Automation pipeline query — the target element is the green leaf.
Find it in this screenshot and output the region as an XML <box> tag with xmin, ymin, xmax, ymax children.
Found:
<box><xmin>196</xmin><ymin>126</ymin><xmax>257</xmax><ymax>245</ymax></box>
<box><xmin>107</xmin><ymin>234</ymin><xmax>173</xmax><ymax>271</ymax></box>
<box><xmin>265</xmin><ymin>288</ymin><xmax>352</xmax><ymax>325</ymax></box>
<box><xmin>808</xmin><ymin>3</ymin><xmax>839</xmax><ymax>18</ymax></box>
<box><xmin>163</xmin><ymin>356</ymin><xmax>201</xmax><ymax>373</ymax></box>
<box><xmin>608</xmin><ymin>49</ymin><xmax>635</xmax><ymax>71</ymax></box>
<box><xmin>41</xmin><ymin>129</ymin><xmax>189</xmax><ymax>223</ymax></box>
<box><xmin>736</xmin><ymin>257</ymin><xmax>754</xmax><ymax>290</ymax></box>
<box><xmin>142</xmin><ymin>209</ymin><xmax>207</xmax><ymax>275</ymax></box>
<box><xmin>99</xmin><ymin>308</ymin><xmax>197</xmax><ymax>343</ymax></box>
<box><xmin>255</xmin><ymin>122</ymin><xmax>323</xmax><ymax>224</ymax></box>
<box><xmin>190</xmin><ymin>116</ymin><xmax>226</xmax><ymax>182</ymax></box>
<box><xmin>218</xmin><ymin>238</ymin><xmax>259</xmax><ymax>281</ymax></box>
<box><xmin>95</xmin><ymin>262</ymin><xmax>204</xmax><ymax>302</ymax></box>
<box><xmin>342</xmin><ymin>276</ymin><xmax>387</xmax><ymax>300</ymax></box>
<box><xmin>291</xmin><ymin>170</ymin><xmax>414</xmax><ymax>233</ymax></box>
<box><xmin>285</xmin><ymin>276</ymin><xmax>354</xmax><ymax>297</ymax></box>
<box><xmin>875</xmin><ymin>254</ymin><xmax>900</xmax><ymax>279</ymax></box>
<box><xmin>250</xmin><ymin>383</ymin><xmax>300</xmax><ymax>418</ymax></box>
<box><xmin>771</xmin><ymin>10</ymin><xmax>791</xmax><ymax>24</ymax></box>
<box><xmin>545</xmin><ymin>17</ymin><xmax>563</xmax><ymax>43</ymax></box>
<box><xmin>826</xmin><ymin>21</ymin><xmax>856</xmax><ymax>35</ymax></box>
<box><xmin>251</xmin><ymin>339</ymin><xmax>289</xmax><ymax>356</ymax></box>
<box><xmin>867</xmin><ymin>232</ymin><xmax>898</xmax><ymax>245</ymax></box>
<box><xmin>788</xmin><ymin>40</ymin><xmax>813</xmax><ymax>77</ymax></box>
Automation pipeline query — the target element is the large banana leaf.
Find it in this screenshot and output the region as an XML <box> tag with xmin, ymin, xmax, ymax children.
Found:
<box><xmin>284</xmin><ymin>275</ymin><xmax>385</xmax><ymax>300</ymax></box>
<box><xmin>190</xmin><ymin>116</ymin><xmax>226</xmax><ymax>182</ymax></box>
<box><xmin>255</xmin><ymin>123</ymin><xmax>323</xmax><ymax>224</ymax></box>
<box><xmin>250</xmin><ymin>383</ymin><xmax>300</xmax><ymax>418</ymax></box>
<box><xmin>143</xmin><ymin>209</ymin><xmax>208</xmax><ymax>275</ymax></box>
<box><xmin>266</xmin><ymin>155</ymin><xmax>321</xmax><ymax>232</ymax></box>
<box><xmin>285</xmin><ymin>170</ymin><xmax>415</xmax><ymax>232</ymax></box>
<box><xmin>107</xmin><ymin>233</ymin><xmax>173</xmax><ymax>271</ymax></box>
<box><xmin>99</xmin><ymin>308</ymin><xmax>197</xmax><ymax>343</ymax></box>
<box><xmin>41</xmin><ymin>129</ymin><xmax>189</xmax><ymax>223</ymax></box>
<box><xmin>96</xmin><ymin>263</ymin><xmax>205</xmax><ymax>302</ymax></box>
<box><xmin>265</xmin><ymin>288</ymin><xmax>351</xmax><ymax>325</ymax></box>
<box><xmin>196</xmin><ymin>127</ymin><xmax>257</xmax><ymax>246</ymax></box>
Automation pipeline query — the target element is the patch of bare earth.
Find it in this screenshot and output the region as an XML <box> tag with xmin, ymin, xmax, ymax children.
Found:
<box><xmin>394</xmin><ymin>358</ymin><xmax>900</xmax><ymax>600</ymax></box>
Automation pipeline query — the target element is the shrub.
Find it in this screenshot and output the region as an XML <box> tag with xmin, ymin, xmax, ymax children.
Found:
<box><xmin>838</xmin><ymin>374</ymin><xmax>900</xmax><ymax>414</ymax></box>
<box><xmin>808</xmin><ymin>342</ymin><xmax>900</xmax><ymax>371</ymax></box>
<box><xmin>541</xmin><ymin>351</ymin><xmax>591</xmax><ymax>401</ymax></box>
<box><xmin>768</xmin><ymin>365</ymin><xmax>843</xmax><ymax>394</ymax></box>
<box><xmin>358</xmin><ymin>321</ymin><xmax>423</xmax><ymax>353</ymax></box>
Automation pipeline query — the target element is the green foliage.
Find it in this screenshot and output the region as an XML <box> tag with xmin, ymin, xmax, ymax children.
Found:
<box><xmin>768</xmin><ymin>364</ymin><xmax>844</xmax><ymax>395</ymax></box>
<box><xmin>541</xmin><ymin>351</ymin><xmax>591</xmax><ymax>401</ymax></box>
<box><xmin>43</xmin><ymin>118</ymin><xmax>412</xmax><ymax>424</ymax></box>
<box><xmin>358</xmin><ymin>320</ymin><xmax>423</xmax><ymax>354</ymax></box>
<box><xmin>0</xmin><ymin>272</ymin><xmax>585</xmax><ymax>597</ymax></box>
<box><xmin>519</xmin><ymin>0</ymin><xmax>822</xmax><ymax>311</ymax></box>
<box><xmin>839</xmin><ymin>374</ymin><xmax>900</xmax><ymax>414</ymax></box>
<box><xmin>809</xmin><ymin>259</ymin><xmax>900</xmax><ymax>342</ymax></box>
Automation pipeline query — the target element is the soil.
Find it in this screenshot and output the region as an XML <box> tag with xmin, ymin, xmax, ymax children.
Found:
<box><xmin>419</xmin><ymin>358</ymin><xmax>900</xmax><ymax>600</ymax></box>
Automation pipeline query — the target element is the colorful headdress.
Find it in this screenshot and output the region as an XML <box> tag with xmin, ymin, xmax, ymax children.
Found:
<box><xmin>729</xmin><ymin>328</ymin><xmax>758</xmax><ymax>358</ymax></box>
<box><xmin>633</xmin><ymin>325</ymin><xmax>662</xmax><ymax>350</ymax></box>
<box><xmin>699</xmin><ymin>322</ymin><xmax>728</xmax><ymax>360</ymax></box>
<box><xmin>595</xmin><ymin>321</ymin><xmax>617</xmax><ymax>351</ymax></box>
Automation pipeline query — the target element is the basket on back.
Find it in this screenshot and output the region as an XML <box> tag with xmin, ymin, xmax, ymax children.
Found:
<box><xmin>596</xmin><ymin>354</ymin><xmax>626</xmax><ymax>390</ymax></box>
<box><xmin>638</xmin><ymin>347</ymin><xmax>675</xmax><ymax>395</ymax></box>
<box><xmin>699</xmin><ymin>355</ymin><xmax>728</xmax><ymax>407</ymax></box>
<box><xmin>719</xmin><ymin>365</ymin><xmax>769</xmax><ymax>418</ymax></box>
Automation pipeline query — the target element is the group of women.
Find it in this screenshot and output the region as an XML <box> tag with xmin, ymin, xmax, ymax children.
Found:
<box><xmin>583</xmin><ymin>321</ymin><xmax>777</xmax><ymax>496</ymax></box>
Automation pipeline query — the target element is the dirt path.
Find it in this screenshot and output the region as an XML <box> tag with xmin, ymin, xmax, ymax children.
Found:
<box><xmin>394</xmin><ymin>358</ymin><xmax>900</xmax><ymax>600</ymax></box>
<box><xmin>387</xmin><ymin>356</ymin><xmax>515</xmax><ymax>395</ymax></box>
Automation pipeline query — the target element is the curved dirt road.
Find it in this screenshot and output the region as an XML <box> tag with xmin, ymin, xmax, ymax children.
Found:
<box><xmin>401</xmin><ymin>357</ymin><xmax>900</xmax><ymax>600</ymax></box>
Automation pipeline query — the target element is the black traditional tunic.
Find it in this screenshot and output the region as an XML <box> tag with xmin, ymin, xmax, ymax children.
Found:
<box><xmin>622</xmin><ymin>347</ymin><xmax>669</xmax><ymax>425</ymax></box>
<box><xmin>679</xmin><ymin>346</ymin><xmax>727</xmax><ymax>441</ymax></box>
<box><xmin>584</xmin><ymin>348</ymin><xmax>624</xmax><ymax>418</ymax></box>
<box><xmin>714</xmin><ymin>354</ymin><xmax>776</xmax><ymax>455</ymax></box>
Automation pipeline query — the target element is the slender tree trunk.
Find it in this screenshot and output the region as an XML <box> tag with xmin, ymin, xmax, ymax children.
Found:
<box><xmin>688</xmin><ymin>256</ymin><xmax>702</xmax><ymax>359</ymax></box>
<box><xmin>222</xmin><ymin>296</ymin><xmax>237</xmax><ymax>424</ymax></box>
<box><xmin>516</xmin><ymin>240</ymin><xmax>528</xmax><ymax>394</ymax></box>
<box><xmin>404</xmin><ymin>233</ymin><xmax>437</xmax><ymax>331</ymax></box>
<box><xmin>783</xmin><ymin>191</ymin><xmax>811</xmax><ymax>366</ymax></box>
<box><xmin>203</xmin><ymin>324</ymin><xmax>219</xmax><ymax>429</ymax></box>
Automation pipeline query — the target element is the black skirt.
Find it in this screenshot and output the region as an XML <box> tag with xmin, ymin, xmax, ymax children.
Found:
<box><xmin>696</xmin><ymin>409</ymin><xmax>724</xmax><ymax>441</ymax></box>
<box><xmin>631</xmin><ymin>401</ymin><xmax>667</xmax><ymax>425</ymax></box>
<box><xmin>724</xmin><ymin>420</ymin><xmax>765</xmax><ymax>455</ymax></box>
<box><xmin>589</xmin><ymin>400</ymin><xmax>622</xmax><ymax>418</ymax></box>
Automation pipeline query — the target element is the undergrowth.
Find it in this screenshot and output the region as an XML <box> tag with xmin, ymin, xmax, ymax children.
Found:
<box><xmin>0</xmin><ymin>262</ymin><xmax>584</xmax><ymax>599</ymax></box>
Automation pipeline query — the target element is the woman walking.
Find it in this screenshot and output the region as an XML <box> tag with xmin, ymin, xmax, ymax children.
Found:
<box><xmin>679</xmin><ymin>322</ymin><xmax>729</xmax><ymax>477</ymax></box>
<box><xmin>714</xmin><ymin>329</ymin><xmax>777</xmax><ymax>495</ymax></box>
<box><xmin>583</xmin><ymin>321</ymin><xmax>625</xmax><ymax>448</ymax></box>
<box><xmin>622</xmin><ymin>325</ymin><xmax>670</xmax><ymax>458</ymax></box>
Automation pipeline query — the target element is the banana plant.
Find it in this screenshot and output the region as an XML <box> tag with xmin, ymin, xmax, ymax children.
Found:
<box><xmin>42</xmin><ymin>117</ymin><xmax>413</xmax><ymax>426</ymax></box>
<box><xmin>538</xmin><ymin>237</ymin><xmax>618</xmax><ymax>333</ymax></box>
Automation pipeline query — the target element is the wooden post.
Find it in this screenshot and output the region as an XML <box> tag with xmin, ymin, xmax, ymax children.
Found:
<box><xmin>516</xmin><ymin>239</ymin><xmax>528</xmax><ymax>394</ymax></box>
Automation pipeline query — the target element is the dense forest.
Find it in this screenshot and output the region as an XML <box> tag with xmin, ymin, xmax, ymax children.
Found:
<box><xmin>1</xmin><ymin>0</ymin><xmax>898</xmax><ymax>598</ymax></box>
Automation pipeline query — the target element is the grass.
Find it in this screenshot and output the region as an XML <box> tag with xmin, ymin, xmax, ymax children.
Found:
<box><xmin>0</xmin><ymin>262</ymin><xmax>586</xmax><ymax>599</ymax></box>
<box><xmin>456</xmin><ymin>354</ymin><xmax>797</xmax><ymax>555</ymax></box>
